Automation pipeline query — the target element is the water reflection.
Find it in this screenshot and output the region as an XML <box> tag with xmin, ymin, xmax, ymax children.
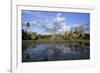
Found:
<box><xmin>22</xmin><ymin>41</ymin><xmax>90</xmax><ymax>62</ymax></box>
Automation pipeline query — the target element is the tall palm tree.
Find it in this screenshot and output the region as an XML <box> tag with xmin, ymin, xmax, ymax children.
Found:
<box><xmin>26</xmin><ymin>22</ymin><xmax>30</xmax><ymax>40</ymax></box>
<box><xmin>26</xmin><ymin>22</ymin><xmax>30</xmax><ymax>31</ymax></box>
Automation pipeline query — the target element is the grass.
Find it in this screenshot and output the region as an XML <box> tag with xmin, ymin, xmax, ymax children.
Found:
<box><xmin>22</xmin><ymin>39</ymin><xmax>89</xmax><ymax>43</ymax></box>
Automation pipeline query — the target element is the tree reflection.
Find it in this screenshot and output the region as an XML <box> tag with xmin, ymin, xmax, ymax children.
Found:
<box><xmin>22</xmin><ymin>41</ymin><xmax>90</xmax><ymax>62</ymax></box>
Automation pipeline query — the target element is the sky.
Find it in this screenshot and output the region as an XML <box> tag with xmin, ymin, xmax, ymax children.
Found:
<box><xmin>22</xmin><ymin>10</ymin><xmax>90</xmax><ymax>35</ymax></box>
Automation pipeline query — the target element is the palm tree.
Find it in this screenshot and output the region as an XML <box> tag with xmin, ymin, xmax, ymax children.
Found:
<box><xmin>26</xmin><ymin>22</ymin><xmax>30</xmax><ymax>40</ymax></box>
<box><xmin>26</xmin><ymin>22</ymin><xmax>30</xmax><ymax>31</ymax></box>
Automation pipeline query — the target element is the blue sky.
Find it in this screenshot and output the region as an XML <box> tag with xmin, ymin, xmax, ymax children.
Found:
<box><xmin>22</xmin><ymin>10</ymin><xmax>90</xmax><ymax>35</ymax></box>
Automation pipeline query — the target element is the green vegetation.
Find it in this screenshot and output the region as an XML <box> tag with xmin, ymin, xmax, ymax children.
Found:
<box><xmin>22</xmin><ymin>22</ymin><xmax>90</xmax><ymax>41</ymax></box>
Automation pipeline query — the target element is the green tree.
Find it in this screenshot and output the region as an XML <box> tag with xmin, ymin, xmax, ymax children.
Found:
<box><xmin>26</xmin><ymin>22</ymin><xmax>30</xmax><ymax>39</ymax></box>
<box><xmin>26</xmin><ymin>22</ymin><xmax>30</xmax><ymax>31</ymax></box>
<box><xmin>31</xmin><ymin>32</ymin><xmax>37</xmax><ymax>40</ymax></box>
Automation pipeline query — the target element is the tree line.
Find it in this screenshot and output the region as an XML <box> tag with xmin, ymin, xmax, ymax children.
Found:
<box><xmin>22</xmin><ymin>22</ymin><xmax>90</xmax><ymax>41</ymax></box>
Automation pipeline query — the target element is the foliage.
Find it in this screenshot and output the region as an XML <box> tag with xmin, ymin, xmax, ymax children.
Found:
<box><xmin>22</xmin><ymin>22</ymin><xmax>90</xmax><ymax>41</ymax></box>
<box><xmin>26</xmin><ymin>22</ymin><xmax>30</xmax><ymax>29</ymax></box>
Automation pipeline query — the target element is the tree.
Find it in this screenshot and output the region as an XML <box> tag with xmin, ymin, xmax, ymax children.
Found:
<box><xmin>26</xmin><ymin>22</ymin><xmax>30</xmax><ymax>32</ymax></box>
<box><xmin>31</xmin><ymin>32</ymin><xmax>37</xmax><ymax>40</ymax></box>
<box><xmin>26</xmin><ymin>22</ymin><xmax>30</xmax><ymax>40</ymax></box>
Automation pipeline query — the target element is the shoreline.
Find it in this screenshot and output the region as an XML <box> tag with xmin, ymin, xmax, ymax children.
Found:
<box><xmin>22</xmin><ymin>40</ymin><xmax>89</xmax><ymax>43</ymax></box>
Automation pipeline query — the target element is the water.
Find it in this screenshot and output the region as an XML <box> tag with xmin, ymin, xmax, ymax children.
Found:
<box><xmin>22</xmin><ymin>41</ymin><xmax>90</xmax><ymax>62</ymax></box>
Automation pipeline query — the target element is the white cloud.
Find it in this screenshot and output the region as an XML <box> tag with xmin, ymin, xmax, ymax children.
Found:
<box><xmin>51</xmin><ymin>13</ymin><xmax>69</xmax><ymax>33</ymax></box>
<box><xmin>57</xmin><ymin>13</ymin><xmax>62</xmax><ymax>16</ymax></box>
<box><xmin>69</xmin><ymin>24</ymin><xmax>79</xmax><ymax>28</ymax></box>
<box><xmin>42</xmin><ymin>13</ymin><xmax>70</xmax><ymax>34</ymax></box>
<box><xmin>53</xmin><ymin>13</ymin><xmax>65</xmax><ymax>23</ymax></box>
<box><xmin>30</xmin><ymin>21</ymin><xmax>38</xmax><ymax>25</ymax></box>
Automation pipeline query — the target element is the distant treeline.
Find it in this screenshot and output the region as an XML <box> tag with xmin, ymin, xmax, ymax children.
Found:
<box><xmin>22</xmin><ymin>29</ymin><xmax>89</xmax><ymax>40</ymax></box>
<box><xmin>22</xmin><ymin>22</ymin><xmax>90</xmax><ymax>40</ymax></box>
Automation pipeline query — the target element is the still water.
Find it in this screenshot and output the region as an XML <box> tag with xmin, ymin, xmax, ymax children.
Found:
<box><xmin>22</xmin><ymin>41</ymin><xmax>90</xmax><ymax>62</ymax></box>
